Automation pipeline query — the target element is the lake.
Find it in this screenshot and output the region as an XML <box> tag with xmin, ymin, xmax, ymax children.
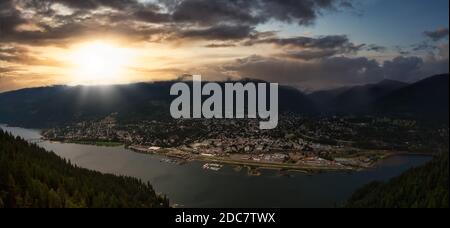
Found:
<box><xmin>0</xmin><ymin>125</ymin><xmax>432</xmax><ymax>208</ymax></box>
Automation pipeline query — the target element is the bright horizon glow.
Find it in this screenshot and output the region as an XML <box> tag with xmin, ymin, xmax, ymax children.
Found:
<box><xmin>68</xmin><ymin>41</ymin><xmax>132</xmax><ymax>85</ymax></box>
<box><xmin>0</xmin><ymin>0</ymin><xmax>447</xmax><ymax>93</ymax></box>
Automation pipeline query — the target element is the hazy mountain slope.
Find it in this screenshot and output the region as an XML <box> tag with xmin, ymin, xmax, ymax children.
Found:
<box><xmin>333</xmin><ymin>80</ymin><xmax>408</xmax><ymax>113</ymax></box>
<box><xmin>308</xmin><ymin>87</ymin><xmax>350</xmax><ymax>111</ymax></box>
<box><xmin>0</xmin><ymin>81</ymin><xmax>316</xmax><ymax>128</ymax></box>
<box><xmin>278</xmin><ymin>85</ymin><xmax>316</xmax><ymax>114</ymax></box>
<box><xmin>374</xmin><ymin>74</ymin><xmax>449</xmax><ymax>122</ymax></box>
<box><xmin>0</xmin><ymin>82</ymin><xmax>174</xmax><ymax>127</ymax></box>
<box><xmin>309</xmin><ymin>80</ymin><xmax>408</xmax><ymax>113</ymax></box>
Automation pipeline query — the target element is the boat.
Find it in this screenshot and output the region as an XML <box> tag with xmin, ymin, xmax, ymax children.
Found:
<box><xmin>202</xmin><ymin>163</ymin><xmax>223</xmax><ymax>171</ymax></box>
<box><xmin>161</xmin><ymin>158</ymin><xmax>185</xmax><ymax>165</ymax></box>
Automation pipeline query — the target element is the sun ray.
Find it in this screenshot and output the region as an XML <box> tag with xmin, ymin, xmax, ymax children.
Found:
<box><xmin>68</xmin><ymin>41</ymin><xmax>132</xmax><ymax>85</ymax></box>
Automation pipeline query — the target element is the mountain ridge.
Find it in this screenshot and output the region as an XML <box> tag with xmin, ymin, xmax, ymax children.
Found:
<box><xmin>0</xmin><ymin>75</ymin><xmax>448</xmax><ymax>128</ymax></box>
<box><xmin>0</xmin><ymin>80</ymin><xmax>316</xmax><ymax>128</ymax></box>
<box><xmin>374</xmin><ymin>74</ymin><xmax>449</xmax><ymax>122</ymax></box>
<box><xmin>308</xmin><ymin>79</ymin><xmax>409</xmax><ymax>113</ymax></box>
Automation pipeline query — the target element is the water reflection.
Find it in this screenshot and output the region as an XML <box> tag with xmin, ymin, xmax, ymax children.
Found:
<box><xmin>1</xmin><ymin>125</ymin><xmax>432</xmax><ymax>208</ymax></box>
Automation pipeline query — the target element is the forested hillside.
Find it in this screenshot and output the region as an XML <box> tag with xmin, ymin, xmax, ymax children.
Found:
<box><xmin>0</xmin><ymin>81</ymin><xmax>315</xmax><ymax>128</ymax></box>
<box><xmin>346</xmin><ymin>153</ymin><xmax>449</xmax><ymax>208</ymax></box>
<box><xmin>0</xmin><ymin>130</ymin><xmax>169</xmax><ymax>208</ymax></box>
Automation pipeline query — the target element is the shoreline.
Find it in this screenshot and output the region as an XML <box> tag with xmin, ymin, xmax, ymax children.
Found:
<box><xmin>41</xmin><ymin>139</ymin><xmax>433</xmax><ymax>173</ymax></box>
<box><xmin>127</xmin><ymin>145</ymin><xmax>364</xmax><ymax>173</ymax></box>
<box><xmin>57</xmin><ymin>140</ymin><xmax>123</xmax><ymax>147</ymax></box>
<box><xmin>0</xmin><ymin>123</ymin><xmax>433</xmax><ymax>174</ymax></box>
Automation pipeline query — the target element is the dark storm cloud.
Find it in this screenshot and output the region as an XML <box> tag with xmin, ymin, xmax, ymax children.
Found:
<box><xmin>411</xmin><ymin>41</ymin><xmax>437</xmax><ymax>52</ymax></box>
<box><xmin>0</xmin><ymin>0</ymin><xmax>354</xmax><ymax>45</ymax></box>
<box><xmin>50</xmin><ymin>0</ymin><xmax>141</xmax><ymax>10</ymax></box>
<box><xmin>0</xmin><ymin>0</ymin><xmax>26</xmax><ymax>34</ymax></box>
<box><xmin>248</xmin><ymin>35</ymin><xmax>365</xmax><ymax>60</ymax></box>
<box><xmin>259</xmin><ymin>0</ymin><xmax>338</xmax><ymax>25</ymax></box>
<box><xmin>217</xmin><ymin>50</ymin><xmax>449</xmax><ymax>90</ymax></box>
<box><xmin>424</xmin><ymin>28</ymin><xmax>449</xmax><ymax>41</ymax></box>
<box><xmin>170</xmin><ymin>0</ymin><xmax>261</xmax><ymax>26</ymax></box>
<box><xmin>1</xmin><ymin>14</ymin><xmax>167</xmax><ymax>46</ymax></box>
<box><xmin>252</xmin><ymin>35</ymin><xmax>363</xmax><ymax>51</ymax></box>
<box><xmin>0</xmin><ymin>0</ymin><xmax>168</xmax><ymax>45</ymax></box>
<box><xmin>2</xmin><ymin>0</ymin><xmax>365</xmax><ymax>66</ymax></box>
<box><xmin>366</xmin><ymin>44</ymin><xmax>387</xmax><ymax>52</ymax></box>
<box><xmin>18</xmin><ymin>0</ymin><xmax>170</xmax><ymax>23</ymax></box>
<box><xmin>382</xmin><ymin>56</ymin><xmax>423</xmax><ymax>82</ymax></box>
<box><xmin>133</xmin><ymin>9</ymin><xmax>172</xmax><ymax>23</ymax></box>
<box><xmin>160</xmin><ymin>0</ymin><xmax>354</xmax><ymax>42</ymax></box>
<box><xmin>382</xmin><ymin>52</ymin><xmax>447</xmax><ymax>82</ymax></box>
<box><xmin>222</xmin><ymin>55</ymin><xmax>383</xmax><ymax>88</ymax></box>
<box><xmin>178</xmin><ymin>25</ymin><xmax>257</xmax><ymax>40</ymax></box>
<box><xmin>280</xmin><ymin>49</ymin><xmax>341</xmax><ymax>60</ymax></box>
<box><xmin>5</xmin><ymin>0</ymin><xmax>447</xmax><ymax>92</ymax></box>
<box><xmin>168</xmin><ymin>0</ymin><xmax>352</xmax><ymax>26</ymax></box>
<box><xmin>248</xmin><ymin>35</ymin><xmax>348</xmax><ymax>48</ymax></box>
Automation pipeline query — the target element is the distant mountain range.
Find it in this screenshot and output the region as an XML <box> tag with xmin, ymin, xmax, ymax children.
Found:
<box><xmin>374</xmin><ymin>74</ymin><xmax>449</xmax><ymax>121</ymax></box>
<box><xmin>309</xmin><ymin>74</ymin><xmax>449</xmax><ymax>122</ymax></box>
<box><xmin>309</xmin><ymin>79</ymin><xmax>408</xmax><ymax>113</ymax></box>
<box><xmin>0</xmin><ymin>80</ymin><xmax>315</xmax><ymax>128</ymax></box>
<box><xmin>0</xmin><ymin>74</ymin><xmax>448</xmax><ymax>128</ymax></box>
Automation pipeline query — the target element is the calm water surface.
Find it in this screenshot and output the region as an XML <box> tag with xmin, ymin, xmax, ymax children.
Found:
<box><xmin>1</xmin><ymin>125</ymin><xmax>432</xmax><ymax>208</ymax></box>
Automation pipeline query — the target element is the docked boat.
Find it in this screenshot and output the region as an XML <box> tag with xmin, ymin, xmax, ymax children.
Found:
<box><xmin>161</xmin><ymin>158</ymin><xmax>185</xmax><ymax>165</ymax></box>
<box><xmin>203</xmin><ymin>163</ymin><xmax>223</xmax><ymax>171</ymax></box>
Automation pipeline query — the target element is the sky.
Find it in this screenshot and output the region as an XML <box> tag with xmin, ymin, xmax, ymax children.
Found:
<box><xmin>0</xmin><ymin>0</ymin><xmax>448</xmax><ymax>92</ymax></box>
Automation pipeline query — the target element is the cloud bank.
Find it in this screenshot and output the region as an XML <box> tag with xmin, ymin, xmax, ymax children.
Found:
<box><xmin>0</xmin><ymin>0</ymin><xmax>448</xmax><ymax>92</ymax></box>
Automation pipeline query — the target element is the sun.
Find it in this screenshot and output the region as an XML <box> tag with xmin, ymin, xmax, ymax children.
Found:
<box><xmin>69</xmin><ymin>41</ymin><xmax>130</xmax><ymax>85</ymax></box>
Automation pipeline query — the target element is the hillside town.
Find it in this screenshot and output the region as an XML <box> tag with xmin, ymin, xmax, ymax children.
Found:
<box><xmin>41</xmin><ymin>113</ymin><xmax>448</xmax><ymax>171</ymax></box>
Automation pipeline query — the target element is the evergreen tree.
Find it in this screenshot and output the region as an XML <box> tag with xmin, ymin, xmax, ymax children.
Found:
<box><xmin>0</xmin><ymin>130</ymin><xmax>169</xmax><ymax>208</ymax></box>
<box><xmin>347</xmin><ymin>153</ymin><xmax>449</xmax><ymax>208</ymax></box>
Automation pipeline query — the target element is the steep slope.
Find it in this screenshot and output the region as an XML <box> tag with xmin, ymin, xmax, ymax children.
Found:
<box><xmin>0</xmin><ymin>82</ymin><xmax>174</xmax><ymax>127</ymax></box>
<box><xmin>0</xmin><ymin>130</ymin><xmax>169</xmax><ymax>208</ymax></box>
<box><xmin>278</xmin><ymin>85</ymin><xmax>316</xmax><ymax>114</ymax></box>
<box><xmin>309</xmin><ymin>80</ymin><xmax>408</xmax><ymax>113</ymax></box>
<box><xmin>333</xmin><ymin>79</ymin><xmax>408</xmax><ymax>113</ymax></box>
<box><xmin>308</xmin><ymin>86</ymin><xmax>350</xmax><ymax>112</ymax></box>
<box><xmin>0</xmin><ymin>80</ymin><xmax>316</xmax><ymax>128</ymax></box>
<box><xmin>347</xmin><ymin>153</ymin><xmax>449</xmax><ymax>208</ymax></box>
<box><xmin>374</xmin><ymin>74</ymin><xmax>449</xmax><ymax>122</ymax></box>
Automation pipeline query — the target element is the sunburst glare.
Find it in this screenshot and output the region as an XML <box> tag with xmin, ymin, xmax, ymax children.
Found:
<box><xmin>68</xmin><ymin>41</ymin><xmax>132</xmax><ymax>85</ymax></box>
